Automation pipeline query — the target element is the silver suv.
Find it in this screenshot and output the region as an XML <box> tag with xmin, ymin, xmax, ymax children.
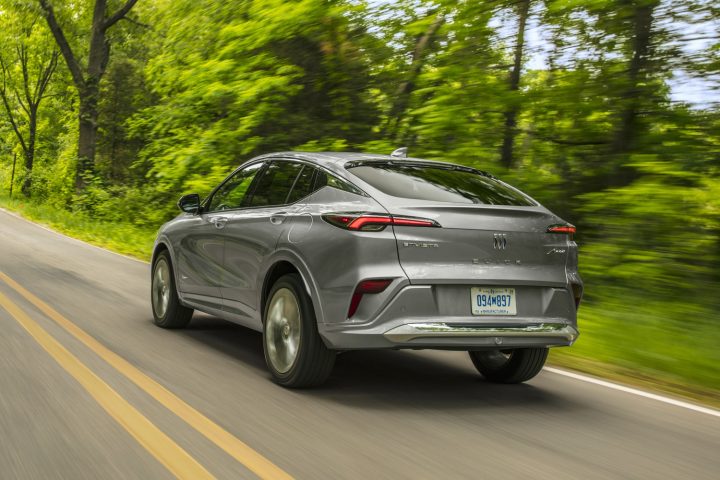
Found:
<box><xmin>151</xmin><ymin>152</ymin><xmax>582</xmax><ymax>387</ymax></box>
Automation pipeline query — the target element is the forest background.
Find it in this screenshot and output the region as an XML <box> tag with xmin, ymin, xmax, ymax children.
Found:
<box><xmin>1</xmin><ymin>0</ymin><xmax>718</xmax><ymax>402</ymax></box>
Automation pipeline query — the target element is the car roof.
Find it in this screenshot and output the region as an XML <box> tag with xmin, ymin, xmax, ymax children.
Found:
<box><xmin>252</xmin><ymin>151</ymin><xmax>457</xmax><ymax>169</ymax></box>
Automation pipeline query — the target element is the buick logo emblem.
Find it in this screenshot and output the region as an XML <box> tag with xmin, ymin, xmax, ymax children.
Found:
<box><xmin>493</xmin><ymin>233</ymin><xmax>508</xmax><ymax>250</ymax></box>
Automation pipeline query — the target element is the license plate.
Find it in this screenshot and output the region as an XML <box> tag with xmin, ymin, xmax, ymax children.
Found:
<box><xmin>471</xmin><ymin>287</ymin><xmax>516</xmax><ymax>315</ymax></box>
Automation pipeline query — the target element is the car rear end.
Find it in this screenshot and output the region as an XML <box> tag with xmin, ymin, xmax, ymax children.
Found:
<box><xmin>317</xmin><ymin>158</ymin><xmax>581</xmax><ymax>351</ymax></box>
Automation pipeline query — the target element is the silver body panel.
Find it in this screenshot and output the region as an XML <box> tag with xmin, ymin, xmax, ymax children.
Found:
<box><xmin>154</xmin><ymin>152</ymin><xmax>583</xmax><ymax>350</ymax></box>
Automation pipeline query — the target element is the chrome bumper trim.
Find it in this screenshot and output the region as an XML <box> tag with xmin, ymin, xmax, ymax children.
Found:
<box><xmin>383</xmin><ymin>322</ymin><xmax>578</xmax><ymax>344</ymax></box>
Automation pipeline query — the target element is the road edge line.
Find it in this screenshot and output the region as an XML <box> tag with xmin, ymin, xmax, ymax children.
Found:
<box><xmin>0</xmin><ymin>207</ymin><xmax>149</xmax><ymax>265</ymax></box>
<box><xmin>544</xmin><ymin>367</ymin><xmax>720</xmax><ymax>418</ymax></box>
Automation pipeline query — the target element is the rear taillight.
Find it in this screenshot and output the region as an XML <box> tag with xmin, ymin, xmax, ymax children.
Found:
<box><xmin>547</xmin><ymin>224</ymin><xmax>576</xmax><ymax>235</ymax></box>
<box><xmin>348</xmin><ymin>279</ymin><xmax>392</xmax><ymax>317</ymax></box>
<box><xmin>323</xmin><ymin>213</ymin><xmax>440</xmax><ymax>231</ymax></box>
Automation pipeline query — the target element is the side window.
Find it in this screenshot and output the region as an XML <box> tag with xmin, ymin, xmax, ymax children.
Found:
<box><xmin>286</xmin><ymin>165</ymin><xmax>316</xmax><ymax>203</ymax></box>
<box><xmin>313</xmin><ymin>170</ymin><xmax>364</xmax><ymax>196</ymax></box>
<box><xmin>247</xmin><ymin>161</ymin><xmax>304</xmax><ymax>207</ymax></box>
<box><xmin>208</xmin><ymin>162</ymin><xmax>264</xmax><ymax>212</ymax></box>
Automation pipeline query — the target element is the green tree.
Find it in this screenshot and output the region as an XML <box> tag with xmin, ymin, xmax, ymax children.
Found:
<box><xmin>0</xmin><ymin>9</ymin><xmax>58</xmax><ymax>196</ymax></box>
<box><xmin>130</xmin><ymin>0</ymin><xmax>379</xmax><ymax>213</ymax></box>
<box><xmin>38</xmin><ymin>0</ymin><xmax>140</xmax><ymax>191</ymax></box>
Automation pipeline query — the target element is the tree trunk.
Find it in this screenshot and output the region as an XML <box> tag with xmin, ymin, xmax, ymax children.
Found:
<box><xmin>75</xmin><ymin>0</ymin><xmax>108</xmax><ymax>191</ymax></box>
<box><xmin>39</xmin><ymin>0</ymin><xmax>139</xmax><ymax>193</ymax></box>
<box><xmin>76</xmin><ymin>85</ymin><xmax>100</xmax><ymax>190</ymax></box>
<box><xmin>499</xmin><ymin>0</ymin><xmax>531</xmax><ymax>170</ymax></box>
<box><xmin>10</xmin><ymin>153</ymin><xmax>17</xmax><ymax>198</ymax></box>
<box><xmin>21</xmin><ymin>110</ymin><xmax>37</xmax><ymax>197</ymax></box>
<box><xmin>610</xmin><ymin>1</ymin><xmax>657</xmax><ymax>154</ymax></box>
<box><xmin>385</xmin><ymin>13</ymin><xmax>445</xmax><ymax>142</ymax></box>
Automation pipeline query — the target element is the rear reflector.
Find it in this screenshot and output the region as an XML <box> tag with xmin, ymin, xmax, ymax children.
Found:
<box><xmin>323</xmin><ymin>213</ymin><xmax>440</xmax><ymax>231</ymax></box>
<box><xmin>571</xmin><ymin>283</ymin><xmax>583</xmax><ymax>309</ymax></box>
<box><xmin>348</xmin><ymin>279</ymin><xmax>392</xmax><ymax>317</ymax></box>
<box><xmin>547</xmin><ymin>224</ymin><xmax>576</xmax><ymax>234</ymax></box>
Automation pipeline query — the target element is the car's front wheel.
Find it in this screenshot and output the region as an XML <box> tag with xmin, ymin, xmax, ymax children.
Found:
<box><xmin>468</xmin><ymin>348</ymin><xmax>548</xmax><ymax>383</ymax></box>
<box><xmin>263</xmin><ymin>274</ymin><xmax>335</xmax><ymax>388</ymax></box>
<box><xmin>151</xmin><ymin>250</ymin><xmax>193</xmax><ymax>329</ymax></box>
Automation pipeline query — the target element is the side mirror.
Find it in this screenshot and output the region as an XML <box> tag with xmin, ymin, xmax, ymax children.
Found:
<box><xmin>177</xmin><ymin>193</ymin><xmax>201</xmax><ymax>214</ymax></box>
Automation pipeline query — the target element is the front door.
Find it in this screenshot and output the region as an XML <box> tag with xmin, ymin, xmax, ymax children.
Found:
<box><xmin>174</xmin><ymin>213</ymin><xmax>224</xmax><ymax>308</ymax></box>
<box><xmin>191</xmin><ymin>161</ymin><xmax>266</xmax><ymax>309</ymax></box>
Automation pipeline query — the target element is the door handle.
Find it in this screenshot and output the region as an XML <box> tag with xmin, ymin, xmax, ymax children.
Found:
<box><xmin>270</xmin><ymin>212</ymin><xmax>288</xmax><ymax>225</ymax></box>
<box><xmin>210</xmin><ymin>217</ymin><xmax>228</xmax><ymax>229</ymax></box>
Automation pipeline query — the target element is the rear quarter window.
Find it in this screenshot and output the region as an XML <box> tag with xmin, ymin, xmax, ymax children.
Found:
<box><xmin>347</xmin><ymin>163</ymin><xmax>536</xmax><ymax>206</ymax></box>
<box><xmin>314</xmin><ymin>170</ymin><xmax>365</xmax><ymax>196</ymax></box>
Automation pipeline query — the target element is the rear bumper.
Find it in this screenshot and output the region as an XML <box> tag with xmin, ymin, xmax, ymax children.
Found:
<box><xmin>320</xmin><ymin>321</ymin><xmax>578</xmax><ymax>350</ymax></box>
<box><xmin>318</xmin><ymin>283</ymin><xmax>579</xmax><ymax>350</ymax></box>
<box><xmin>384</xmin><ymin>322</ymin><xmax>577</xmax><ymax>346</ymax></box>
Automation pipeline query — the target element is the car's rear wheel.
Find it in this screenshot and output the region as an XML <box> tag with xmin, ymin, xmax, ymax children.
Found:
<box><xmin>151</xmin><ymin>250</ymin><xmax>193</xmax><ymax>329</ymax></box>
<box><xmin>263</xmin><ymin>274</ymin><xmax>335</xmax><ymax>388</ymax></box>
<box><xmin>468</xmin><ymin>348</ymin><xmax>548</xmax><ymax>383</ymax></box>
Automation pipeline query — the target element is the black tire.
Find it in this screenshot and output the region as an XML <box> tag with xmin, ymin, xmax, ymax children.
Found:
<box><xmin>263</xmin><ymin>273</ymin><xmax>335</xmax><ymax>388</ymax></box>
<box><xmin>151</xmin><ymin>250</ymin><xmax>193</xmax><ymax>329</ymax></box>
<box><xmin>468</xmin><ymin>348</ymin><xmax>548</xmax><ymax>384</ymax></box>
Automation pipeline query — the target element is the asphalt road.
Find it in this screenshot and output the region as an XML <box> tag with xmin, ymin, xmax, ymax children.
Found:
<box><xmin>1</xmin><ymin>208</ymin><xmax>718</xmax><ymax>480</ymax></box>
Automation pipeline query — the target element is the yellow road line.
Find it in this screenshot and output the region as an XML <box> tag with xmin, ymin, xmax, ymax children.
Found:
<box><xmin>0</xmin><ymin>271</ymin><xmax>293</xmax><ymax>480</ymax></box>
<box><xmin>0</xmin><ymin>290</ymin><xmax>215</xmax><ymax>480</ymax></box>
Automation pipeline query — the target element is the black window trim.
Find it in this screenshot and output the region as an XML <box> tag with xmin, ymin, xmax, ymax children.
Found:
<box><xmin>202</xmin><ymin>157</ymin><xmax>367</xmax><ymax>215</ymax></box>
<box><xmin>243</xmin><ymin>161</ymin><xmax>275</xmax><ymax>208</ymax></box>
<box><xmin>269</xmin><ymin>156</ymin><xmax>368</xmax><ymax>199</ymax></box>
<box><xmin>283</xmin><ymin>164</ymin><xmax>316</xmax><ymax>205</ymax></box>
<box><xmin>244</xmin><ymin>159</ymin><xmax>312</xmax><ymax>209</ymax></box>
<box><xmin>203</xmin><ymin>160</ymin><xmax>267</xmax><ymax>213</ymax></box>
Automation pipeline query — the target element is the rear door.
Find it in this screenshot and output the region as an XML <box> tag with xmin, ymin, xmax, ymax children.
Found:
<box><xmin>220</xmin><ymin>159</ymin><xmax>307</xmax><ymax>323</ymax></box>
<box><xmin>345</xmin><ymin>162</ymin><xmax>572</xmax><ymax>287</ymax></box>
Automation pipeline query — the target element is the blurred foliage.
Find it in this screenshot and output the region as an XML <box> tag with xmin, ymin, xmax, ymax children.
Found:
<box><xmin>1</xmin><ymin>0</ymin><xmax>719</xmax><ymax>393</ymax></box>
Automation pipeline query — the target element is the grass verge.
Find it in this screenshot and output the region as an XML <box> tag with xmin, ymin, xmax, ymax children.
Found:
<box><xmin>1</xmin><ymin>194</ymin><xmax>718</xmax><ymax>409</ymax></box>
<box><xmin>549</xmin><ymin>352</ymin><xmax>720</xmax><ymax>409</ymax></box>
<box><xmin>0</xmin><ymin>194</ymin><xmax>155</xmax><ymax>261</ymax></box>
<box><xmin>550</xmin><ymin>294</ymin><xmax>720</xmax><ymax>408</ymax></box>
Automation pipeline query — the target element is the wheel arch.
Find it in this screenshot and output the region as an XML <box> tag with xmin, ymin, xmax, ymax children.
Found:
<box><xmin>151</xmin><ymin>241</ymin><xmax>169</xmax><ymax>266</ymax></box>
<box><xmin>260</xmin><ymin>253</ymin><xmax>324</xmax><ymax>324</ymax></box>
<box><xmin>151</xmin><ymin>237</ymin><xmax>180</xmax><ymax>287</ymax></box>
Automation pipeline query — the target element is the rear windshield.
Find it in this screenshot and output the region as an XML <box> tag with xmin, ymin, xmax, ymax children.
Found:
<box><xmin>346</xmin><ymin>163</ymin><xmax>536</xmax><ymax>206</ymax></box>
